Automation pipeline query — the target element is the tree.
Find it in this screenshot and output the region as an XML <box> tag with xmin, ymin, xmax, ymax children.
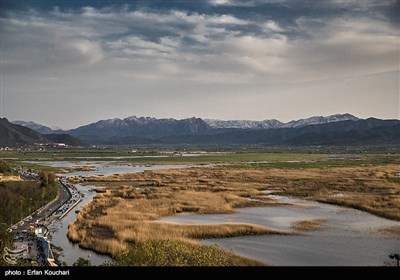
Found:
<box><xmin>38</xmin><ymin>171</ymin><xmax>56</xmax><ymax>187</ymax></box>
<box><xmin>0</xmin><ymin>160</ymin><xmax>12</xmax><ymax>175</ymax></box>
<box><xmin>39</xmin><ymin>171</ymin><xmax>49</xmax><ymax>187</ymax></box>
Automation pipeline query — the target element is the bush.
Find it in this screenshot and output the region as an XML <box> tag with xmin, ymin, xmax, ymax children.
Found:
<box><xmin>73</xmin><ymin>258</ymin><xmax>92</xmax><ymax>266</ymax></box>
<box><xmin>38</xmin><ymin>171</ymin><xmax>56</xmax><ymax>187</ymax></box>
<box><xmin>111</xmin><ymin>240</ymin><xmax>230</xmax><ymax>266</ymax></box>
<box><xmin>0</xmin><ymin>160</ymin><xmax>12</xmax><ymax>175</ymax></box>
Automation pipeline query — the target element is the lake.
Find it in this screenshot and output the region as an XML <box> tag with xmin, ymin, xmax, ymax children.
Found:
<box><xmin>161</xmin><ymin>195</ymin><xmax>400</xmax><ymax>266</ymax></box>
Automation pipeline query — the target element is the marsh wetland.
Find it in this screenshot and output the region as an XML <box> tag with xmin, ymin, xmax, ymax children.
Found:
<box><xmin>2</xmin><ymin>150</ymin><xmax>399</xmax><ymax>266</ymax></box>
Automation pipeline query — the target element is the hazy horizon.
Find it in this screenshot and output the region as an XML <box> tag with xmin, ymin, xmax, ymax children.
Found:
<box><xmin>1</xmin><ymin>0</ymin><xmax>399</xmax><ymax>129</ymax></box>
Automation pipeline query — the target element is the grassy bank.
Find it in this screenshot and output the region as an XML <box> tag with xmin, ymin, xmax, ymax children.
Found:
<box><xmin>110</xmin><ymin>240</ymin><xmax>264</xmax><ymax>266</ymax></box>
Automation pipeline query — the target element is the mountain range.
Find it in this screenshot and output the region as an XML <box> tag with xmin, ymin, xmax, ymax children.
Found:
<box><xmin>67</xmin><ymin>116</ymin><xmax>209</xmax><ymax>144</ymax></box>
<box><xmin>162</xmin><ymin>118</ymin><xmax>400</xmax><ymax>146</ymax></box>
<box><xmin>205</xmin><ymin>113</ymin><xmax>359</xmax><ymax>129</ymax></box>
<box><xmin>5</xmin><ymin>114</ymin><xmax>400</xmax><ymax>146</ymax></box>
<box><xmin>12</xmin><ymin>120</ymin><xmax>64</xmax><ymax>135</ymax></box>
<box><xmin>0</xmin><ymin>118</ymin><xmax>87</xmax><ymax>147</ymax></box>
<box><xmin>13</xmin><ymin>113</ymin><xmax>359</xmax><ymax>135</ymax></box>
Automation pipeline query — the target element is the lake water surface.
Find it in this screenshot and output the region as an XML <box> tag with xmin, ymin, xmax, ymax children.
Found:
<box><xmin>161</xmin><ymin>196</ymin><xmax>400</xmax><ymax>266</ymax></box>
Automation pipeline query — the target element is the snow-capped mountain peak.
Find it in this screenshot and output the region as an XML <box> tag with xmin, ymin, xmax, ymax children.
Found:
<box><xmin>12</xmin><ymin>120</ymin><xmax>61</xmax><ymax>134</ymax></box>
<box><xmin>282</xmin><ymin>114</ymin><xmax>359</xmax><ymax>128</ymax></box>
<box><xmin>204</xmin><ymin>119</ymin><xmax>284</xmax><ymax>129</ymax></box>
<box><xmin>205</xmin><ymin>114</ymin><xmax>359</xmax><ymax>129</ymax></box>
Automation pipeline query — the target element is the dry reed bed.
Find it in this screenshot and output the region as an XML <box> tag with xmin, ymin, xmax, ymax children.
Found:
<box><xmin>291</xmin><ymin>218</ymin><xmax>327</xmax><ymax>232</ymax></box>
<box><xmin>379</xmin><ymin>225</ymin><xmax>400</xmax><ymax>238</ymax></box>
<box><xmin>68</xmin><ymin>164</ymin><xmax>400</xmax><ymax>257</ymax></box>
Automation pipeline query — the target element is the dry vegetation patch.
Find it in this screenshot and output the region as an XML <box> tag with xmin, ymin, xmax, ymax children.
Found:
<box><xmin>68</xmin><ymin>163</ymin><xmax>400</xmax><ymax>264</ymax></box>
<box><xmin>379</xmin><ymin>225</ymin><xmax>400</xmax><ymax>238</ymax></box>
<box><xmin>111</xmin><ymin>239</ymin><xmax>265</xmax><ymax>266</ymax></box>
<box><xmin>291</xmin><ymin>218</ymin><xmax>327</xmax><ymax>232</ymax></box>
<box><xmin>0</xmin><ymin>175</ymin><xmax>21</xmax><ymax>181</ymax></box>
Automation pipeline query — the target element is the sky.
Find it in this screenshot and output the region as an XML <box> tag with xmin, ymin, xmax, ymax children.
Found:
<box><xmin>0</xmin><ymin>0</ymin><xmax>399</xmax><ymax>129</ymax></box>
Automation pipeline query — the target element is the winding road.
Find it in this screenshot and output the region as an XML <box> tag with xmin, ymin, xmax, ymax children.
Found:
<box><xmin>12</xmin><ymin>179</ymin><xmax>71</xmax><ymax>237</ymax></box>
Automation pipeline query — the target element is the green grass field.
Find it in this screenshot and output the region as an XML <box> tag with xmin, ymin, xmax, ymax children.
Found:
<box><xmin>0</xmin><ymin>149</ymin><xmax>329</xmax><ymax>167</ymax></box>
<box><xmin>1</xmin><ymin>147</ymin><xmax>399</xmax><ymax>171</ymax></box>
<box><xmin>224</xmin><ymin>154</ymin><xmax>400</xmax><ymax>169</ymax></box>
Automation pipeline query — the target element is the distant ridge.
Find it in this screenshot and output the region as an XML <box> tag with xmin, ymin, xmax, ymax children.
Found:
<box><xmin>12</xmin><ymin>120</ymin><xmax>55</xmax><ymax>134</ymax></box>
<box><xmin>67</xmin><ymin>116</ymin><xmax>210</xmax><ymax>144</ymax></box>
<box><xmin>1</xmin><ymin>118</ymin><xmax>87</xmax><ymax>147</ymax></box>
<box><xmin>14</xmin><ymin>113</ymin><xmax>360</xmax><ymax>133</ymax></box>
<box><xmin>205</xmin><ymin>113</ymin><xmax>359</xmax><ymax>129</ymax></box>
<box><xmin>162</xmin><ymin>118</ymin><xmax>400</xmax><ymax>146</ymax></box>
<box><xmin>282</xmin><ymin>113</ymin><xmax>359</xmax><ymax>128</ymax></box>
